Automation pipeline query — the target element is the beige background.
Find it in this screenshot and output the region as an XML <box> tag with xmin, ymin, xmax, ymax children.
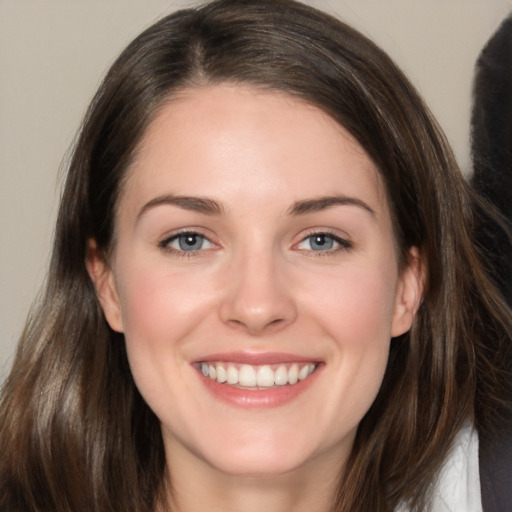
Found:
<box><xmin>1</xmin><ymin>0</ymin><xmax>511</xmax><ymax>381</ymax></box>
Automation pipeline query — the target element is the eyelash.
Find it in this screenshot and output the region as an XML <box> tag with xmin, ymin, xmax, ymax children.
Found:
<box><xmin>158</xmin><ymin>229</ymin><xmax>353</xmax><ymax>258</ymax></box>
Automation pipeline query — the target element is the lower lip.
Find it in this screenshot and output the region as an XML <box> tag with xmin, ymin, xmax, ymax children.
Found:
<box><xmin>197</xmin><ymin>365</ymin><xmax>322</xmax><ymax>409</ymax></box>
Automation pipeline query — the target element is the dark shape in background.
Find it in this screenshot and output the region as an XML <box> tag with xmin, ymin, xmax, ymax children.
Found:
<box><xmin>471</xmin><ymin>14</ymin><xmax>512</xmax><ymax>301</ymax></box>
<box><xmin>470</xmin><ymin>13</ymin><xmax>512</xmax><ymax>512</ymax></box>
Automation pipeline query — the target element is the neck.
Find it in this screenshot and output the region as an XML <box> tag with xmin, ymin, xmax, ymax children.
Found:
<box><xmin>159</xmin><ymin>443</ymin><xmax>344</xmax><ymax>512</ymax></box>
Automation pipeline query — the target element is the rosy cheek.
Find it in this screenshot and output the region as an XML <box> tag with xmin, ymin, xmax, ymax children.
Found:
<box><xmin>304</xmin><ymin>269</ymin><xmax>395</xmax><ymax>341</ymax></box>
<box><xmin>117</xmin><ymin>261</ymin><xmax>215</xmax><ymax>347</ymax></box>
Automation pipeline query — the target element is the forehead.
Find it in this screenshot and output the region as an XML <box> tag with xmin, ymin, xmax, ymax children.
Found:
<box><xmin>121</xmin><ymin>84</ymin><xmax>389</xmax><ymax>218</ymax></box>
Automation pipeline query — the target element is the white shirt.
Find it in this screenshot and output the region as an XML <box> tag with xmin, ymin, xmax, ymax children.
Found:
<box><xmin>398</xmin><ymin>423</ymin><xmax>483</xmax><ymax>512</ymax></box>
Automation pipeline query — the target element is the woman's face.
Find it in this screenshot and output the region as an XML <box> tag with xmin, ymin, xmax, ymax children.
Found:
<box><xmin>90</xmin><ymin>85</ymin><xmax>422</xmax><ymax>478</ymax></box>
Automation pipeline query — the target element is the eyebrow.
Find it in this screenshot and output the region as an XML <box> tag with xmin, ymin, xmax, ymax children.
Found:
<box><xmin>136</xmin><ymin>193</ymin><xmax>375</xmax><ymax>222</ymax></box>
<box><xmin>287</xmin><ymin>196</ymin><xmax>376</xmax><ymax>217</ymax></box>
<box><xmin>137</xmin><ymin>194</ymin><xmax>225</xmax><ymax>222</ymax></box>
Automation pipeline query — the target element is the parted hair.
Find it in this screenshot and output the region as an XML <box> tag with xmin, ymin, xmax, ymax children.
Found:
<box><xmin>1</xmin><ymin>1</ymin><xmax>511</xmax><ymax>511</ymax></box>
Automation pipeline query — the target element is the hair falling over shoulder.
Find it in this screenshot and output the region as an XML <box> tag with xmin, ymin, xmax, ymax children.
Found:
<box><xmin>1</xmin><ymin>1</ymin><xmax>511</xmax><ymax>511</ymax></box>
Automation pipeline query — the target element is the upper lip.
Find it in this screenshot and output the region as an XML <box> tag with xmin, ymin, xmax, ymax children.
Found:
<box><xmin>193</xmin><ymin>351</ymin><xmax>321</xmax><ymax>365</ymax></box>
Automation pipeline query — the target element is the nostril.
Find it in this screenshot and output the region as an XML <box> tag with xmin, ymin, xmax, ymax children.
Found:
<box><xmin>224</xmin><ymin>315</ymin><xmax>288</xmax><ymax>335</ymax></box>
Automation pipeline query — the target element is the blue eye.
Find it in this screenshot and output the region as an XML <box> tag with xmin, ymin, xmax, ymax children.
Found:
<box><xmin>297</xmin><ymin>233</ymin><xmax>350</xmax><ymax>252</ymax></box>
<box><xmin>309</xmin><ymin>234</ymin><xmax>335</xmax><ymax>250</ymax></box>
<box><xmin>163</xmin><ymin>233</ymin><xmax>214</xmax><ymax>252</ymax></box>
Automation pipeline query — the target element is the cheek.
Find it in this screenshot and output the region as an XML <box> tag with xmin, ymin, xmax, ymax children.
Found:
<box><xmin>117</xmin><ymin>260</ymin><xmax>216</xmax><ymax>344</ymax></box>
<box><xmin>299</xmin><ymin>265</ymin><xmax>396</xmax><ymax>419</ymax></box>
<box><xmin>113</xmin><ymin>260</ymin><xmax>218</xmax><ymax>417</ymax></box>
<box><xmin>303</xmin><ymin>263</ymin><xmax>398</xmax><ymax>344</ymax></box>
<box><xmin>113</xmin><ymin>260</ymin><xmax>219</xmax><ymax>397</ymax></box>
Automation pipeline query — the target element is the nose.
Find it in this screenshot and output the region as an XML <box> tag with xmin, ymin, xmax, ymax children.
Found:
<box><xmin>219</xmin><ymin>249</ymin><xmax>297</xmax><ymax>335</ymax></box>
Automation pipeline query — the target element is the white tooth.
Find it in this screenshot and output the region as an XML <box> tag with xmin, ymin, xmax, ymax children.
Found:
<box><xmin>208</xmin><ymin>364</ymin><xmax>216</xmax><ymax>380</ymax></box>
<box><xmin>201</xmin><ymin>363</ymin><xmax>209</xmax><ymax>377</ymax></box>
<box><xmin>308</xmin><ymin>363</ymin><xmax>316</xmax><ymax>375</ymax></box>
<box><xmin>238</xmin><ymin>365</ymin><xmax>257</xmax><ymax>386</ymax></box>
<box><xmin>288</xmin><ymin>364</ymin><xmax>299</xmax><ymax>385</ymax></box>
<box><xmin>298</xmin><ymin>365</ymin><xmax>310</xmax><ymax>381</ymax></box>
<box><xmin>226</xmin><ymin>364</ymin><xmax>239</xmax><ymax>384</ymax></box>
<box><xmin>216</xmin><ymin>364</ymin><xmax>227</xmax><ymax>383</ymax></box>
<box><xmin>257</xmin><ymin>365</ymin><xmax>275</xmax><ymax>387</ymax></box>
<box><xmin>274</xmin><ymin>365</ymin><xmax>288</xmax><ymax>385</ymax></box>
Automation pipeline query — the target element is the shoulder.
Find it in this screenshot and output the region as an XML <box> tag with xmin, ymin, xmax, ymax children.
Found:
<box><xmin>427</xmin><ymin>421</ymin><xmax>512</xmax><ymax>512</ymax></box>
<box><xmin>429</xmin><ymin>423</ymin><xmax>482</xmax><ymax>512</ymax></box>
<box><xmin>397</xmin><ymin>423</ymin><xmax>483</xmax><ymax>512</ymax></box>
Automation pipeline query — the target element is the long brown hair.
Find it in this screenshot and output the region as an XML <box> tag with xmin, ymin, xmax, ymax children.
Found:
<box><xmin>1</xmin><ymin>1</ymin><xmax>510</xmax><ymax>511</ymax></box>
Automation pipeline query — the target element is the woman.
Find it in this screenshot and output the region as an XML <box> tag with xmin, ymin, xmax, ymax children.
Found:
<box><xmin>0</xmin><ymin>1</ymin><xmax>510</xmax><ymax>511</ymax></box>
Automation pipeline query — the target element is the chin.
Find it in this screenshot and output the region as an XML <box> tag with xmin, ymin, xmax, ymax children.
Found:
<box><xmin>205</xmin><ymin>450</ymin><xmax>311</xmax><ymax>477</ymax></box>
<box><xmin>194</xmin><ymin>429</ymin><xmax>325</xmax><ymax>477</ymax></box>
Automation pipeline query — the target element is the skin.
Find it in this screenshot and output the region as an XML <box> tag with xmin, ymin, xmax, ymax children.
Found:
<box><xmin>87</xmin><ymin>85</ymin><xmax>423</xmax><ymax>512</ymax></box>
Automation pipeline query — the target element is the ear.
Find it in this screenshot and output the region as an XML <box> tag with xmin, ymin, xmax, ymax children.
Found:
<box><xmin>391</xmin><ymin>247</ymin><xmax>424</xmax><ymax>337</ymax></box>
<box><xmin>85</xmin><ymin>239</ymin><xmax>124</xmax><ymax>333</ymax></box>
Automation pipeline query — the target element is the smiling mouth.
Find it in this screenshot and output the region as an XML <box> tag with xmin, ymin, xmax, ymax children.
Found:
<box><xmin>198</xmin><ymin>362</ymin><xmax>318</xmax><ymax>389</ymax></box>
